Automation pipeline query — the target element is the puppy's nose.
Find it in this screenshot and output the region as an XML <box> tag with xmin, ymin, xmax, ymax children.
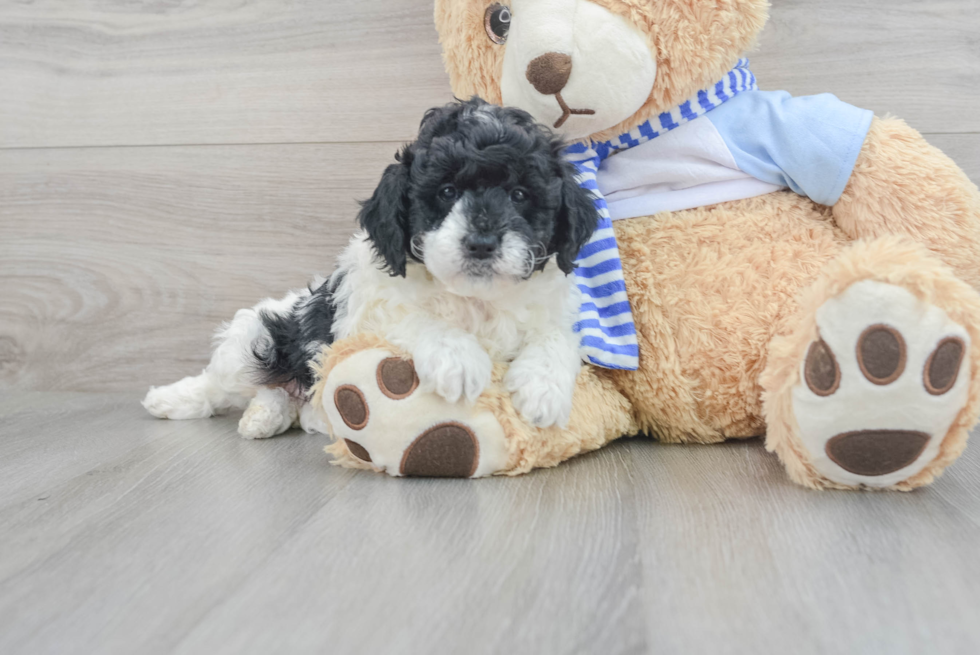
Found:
<box><xmin>464</xmin><ymin>233</ymin><xmax>500</xmax><ymax>260</ymax></box>
<box><xmin>525</xmin><ymin>52</ymin><xmax>572</xmax><ymax>95</ymax></box>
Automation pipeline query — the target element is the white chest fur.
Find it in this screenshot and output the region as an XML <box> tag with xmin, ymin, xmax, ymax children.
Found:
<box><xmin>330</xmin><ymin>233</ymin><xmax>580</xmax><ymax>362</ymax></box>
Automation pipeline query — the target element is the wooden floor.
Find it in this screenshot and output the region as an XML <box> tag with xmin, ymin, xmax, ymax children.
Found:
<box><xmin>3</xmin><ymin>0</ymin><xmax>980</xmax><ymax>653</ymax></box>
<box><xmin>1</xmin><ymin>392</ymin><xmax>979</xmax><ymax>654</ymax></box>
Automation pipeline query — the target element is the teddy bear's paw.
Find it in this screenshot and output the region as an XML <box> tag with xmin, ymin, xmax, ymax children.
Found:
<box><xmin>792</xmin><ymin>280</ymin><xmax>971</xmax><ymax>488</ymax></box>
<box><xmin>316</xmin><ymin>348</ymin><xmax>511</xmax><ymax>477</ymax></box>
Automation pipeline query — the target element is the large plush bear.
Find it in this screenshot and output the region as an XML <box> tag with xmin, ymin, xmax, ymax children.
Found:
<box><xmin>310</xmin><ymin>0</ymin><xmax>980</xmax><ymax>490</ymax></box>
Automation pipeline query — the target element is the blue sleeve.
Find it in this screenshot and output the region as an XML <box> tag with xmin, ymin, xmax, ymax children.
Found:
<box><xmin>706</xmin><ymin>90</ymin><xmax>874</xmax><ymax>206</ymax></box>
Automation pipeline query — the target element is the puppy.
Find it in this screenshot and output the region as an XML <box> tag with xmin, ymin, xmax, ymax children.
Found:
<box><xmin>142</xmin><ymin>98</ymin><xmax>598</xmax><ymax>439</ymax></box>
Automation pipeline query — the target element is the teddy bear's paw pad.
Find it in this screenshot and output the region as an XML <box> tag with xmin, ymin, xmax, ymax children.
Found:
<box><xmin>343</xmin><ymin>439</ymin><xmax>372</xmax><ymax>462</ymax></box>
<box><xmin>803</xmin><ymin>339</ymin><xmax>841</xmax><ymax>396</ymax></box>
<box><xmin>334</xmin><ymin>385</ymin><xmax>369</xmax><ymax>430</ymax></box>
<box><xmin>924</xmin><ymin>337</ymin><xmax>966</xmax><ymax>395</ymax></box>
<box><xmin>824</xmin><ymin>430</ymin><xmax>930</xmax><ymax>476</ymax></box>
<box><xmin>792</xmin><ymin>280</ymin><xmax>971</xmax><ymax>488</ymax></box>
<box><xmin>400</xmin><ymin>423</ymin><xmax>479</xmax><ymax>477</ymax></box>
<box><xmin>318</xmin><ymin>348</ymin><xmax>509</xmax><ymax>478</ymax></box>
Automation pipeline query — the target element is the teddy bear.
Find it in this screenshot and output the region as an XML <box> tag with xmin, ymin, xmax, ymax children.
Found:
<box><xmin>309</xmin><ymin>0</ymin><xmax>980</xmax><ymax>490</ymax></box>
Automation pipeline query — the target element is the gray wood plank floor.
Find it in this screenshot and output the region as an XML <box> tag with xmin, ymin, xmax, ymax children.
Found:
<box><xmin>3</xmin><ymin>1</ymin><xmax>980</xmax><ymax>653</ymax></box>
<box><xmin>1</xmin><ymin>391</ymin><xmax>979</xmax><ymax>655</ymax></box>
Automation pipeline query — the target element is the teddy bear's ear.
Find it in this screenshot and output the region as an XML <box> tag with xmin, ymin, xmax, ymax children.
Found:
<box><xmin>357</xmin><ymin>146</ymin><xmax>414</xmax><ymax>277</ymax></box>
<box><xmin>635</xmin><ymin>0</ymin><xmax>769</xmax><ymax>123</ymax></box>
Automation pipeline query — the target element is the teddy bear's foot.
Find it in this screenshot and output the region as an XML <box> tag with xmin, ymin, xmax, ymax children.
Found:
<box><xmin>763</xmin><ymin>239</ymin><xmax>980</xmax><ymax>490</ymax></box>
<box><xmin>314</xmin><ymin>347</ymin><xmax>511</xmax><ymax>477</ymax></box>
<box><xmin>788</xmin><ymin>279</ymin><xmax>972</xmax><ymax>488</ymax></box>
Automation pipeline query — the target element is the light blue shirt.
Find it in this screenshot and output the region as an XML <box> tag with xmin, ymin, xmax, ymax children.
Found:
<box><xmin>706</xmin><ymin>90</ymin><xmax>874</xmax><ymax>206</ymax></box>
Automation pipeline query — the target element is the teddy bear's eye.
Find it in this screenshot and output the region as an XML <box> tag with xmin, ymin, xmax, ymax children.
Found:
<box><xmin>484</xmin><ymin>4</ymin><xmax>511</xmax><ymax>45</ymax></box>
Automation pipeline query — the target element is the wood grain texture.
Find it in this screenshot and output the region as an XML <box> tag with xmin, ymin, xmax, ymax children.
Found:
<box><xmin>0</xmin><ymin>142</ymin><xmax>400</xmax><ymax>391</ymax></box>
<box><xmin>630</xmin><ymin>442</ymin><xmax>980</xmax><ymax>654</ymax></box>
<box><xmin>0</xmin><ymin>391</ymin><xmax>978</xmax><ymax>654</ymax></box>
<box><xmin>751</xmin><ymin>0</ymin><xmax>980</xmax><ymax>135</ymax></box>
<box><xmin>1</xmin><ymin>0</ymin><xmax>977</xmax><ymax>149</ymax></box>
<box><xmin>0</xmin><ymin>0</ymin><xmax>452</xmax><ymax>148</ymax></box>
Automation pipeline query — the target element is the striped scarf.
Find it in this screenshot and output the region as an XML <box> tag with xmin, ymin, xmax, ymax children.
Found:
<box><xmin>566</xmin><ymin>59</ymin><xmax>758</xmax><ymax>370</ymax></box>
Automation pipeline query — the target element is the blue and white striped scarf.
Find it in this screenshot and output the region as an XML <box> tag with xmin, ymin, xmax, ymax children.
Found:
<box><xmin>566</xmin><ymin>59</ymin><xmax>758</xmax><ymax>370</ymax></box>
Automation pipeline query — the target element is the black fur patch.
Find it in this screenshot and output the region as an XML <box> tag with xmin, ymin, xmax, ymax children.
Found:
<box><xmin>251</xmin><ymin>276</ymin><xmax>342</xmax><ymax>391</ymax></box>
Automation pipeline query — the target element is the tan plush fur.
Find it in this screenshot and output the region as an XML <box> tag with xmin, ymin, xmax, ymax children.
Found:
<box><xmin>835</xmin><ymin>117</ymin><xmax>980</xmax><ymax>290</ymax></box>
<box><xmin>482</xmin><ymin>364</ymin><xmax>638</xmax><ymax>475</ymax></box>
<box><xmin>306</xmin><ymin>0</ymin><xmax>980</xmax><ymax>487</ymax></box>
<box><xmin>582</xmin><ymin>0</ymin><xmax>769</xmax><ymax>141</ymax></box>
<box><xmin>607</xmin><ymin>192</ymin><xmax>848</xmax><ymax>444</ymax></box>
<box><xmin>434</xmin><ymin>0</ymin><xmax>507</xmax><ymax>105</ymax></box>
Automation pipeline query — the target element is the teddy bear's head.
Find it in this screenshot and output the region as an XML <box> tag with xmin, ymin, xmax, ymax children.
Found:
<box><xmin>434</xmin><ymin>0</ymin><xmax>769</xmax><ymax>141</ymax></box>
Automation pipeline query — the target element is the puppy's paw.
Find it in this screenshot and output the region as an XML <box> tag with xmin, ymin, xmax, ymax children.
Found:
<box><xmin>505</xmin><ymin>360</ymin><xmax>574</xmax><ymax>428</ymax></box>
<box><xmin>238</xmin><ymin>388</ymin><xmax>296</xmax><ymax>439</ymax></box>
<box><xmin>142</xmin><ymin>386</ymin><xmax>177</xmax><ymax>419</ymax></box>
<box><xmin>238</xmin><ymin>405</ymin><xmax>290</xmax><ymax>439</ymax></box>
<box><xmin>142</xmin><ymin>377</ymin><xmax>212</xmax><ymax>420</ymax></box>
<box><xmin>413</xmin><ymin>335</ymin><xmax>493</xmax><ymax>404</ymax></box>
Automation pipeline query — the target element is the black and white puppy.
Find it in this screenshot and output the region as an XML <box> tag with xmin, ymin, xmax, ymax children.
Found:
<box><xmin>143</xmin><ymin>98</ymin><xmax>598</xmax><ymax>438</ymax></box>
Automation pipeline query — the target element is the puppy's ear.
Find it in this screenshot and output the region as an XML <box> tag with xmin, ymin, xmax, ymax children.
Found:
<box><xmin>553</xmin><ymin>160</ymin><xmax>600</xmax><ymax>275</ymax></box>
<box><xmin>357</xmin><ymin>146</ymin><xmax>413</xmax><ymax>277</ymax></box>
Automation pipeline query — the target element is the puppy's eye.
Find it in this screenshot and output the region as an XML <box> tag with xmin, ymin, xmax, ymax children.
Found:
<box><xmin>438</xmin><ymin>185</ymin><xmax>459</xmax><ymax>202</ymax></box>
<box><xmin>510</xmin><ymin>188</ymin><xmax>528</xmax><ymax>203</ymax></box>
<box><xmin>484</xmin><ymin>4</ymin><xmax>511</xmax><ymax>45</ymax></box>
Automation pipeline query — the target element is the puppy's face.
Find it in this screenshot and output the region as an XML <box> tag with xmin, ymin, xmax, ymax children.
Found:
<box><xmin>358</xmin><ymin>98</ymin><xmax>598</xmax><ymax>295</ymax></box>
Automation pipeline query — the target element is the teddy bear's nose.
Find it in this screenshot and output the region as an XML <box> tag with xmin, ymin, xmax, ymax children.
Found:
<box><xmin>525</xmin><ymin>52</ymin><xmax>573</xmax><ymax>96</ymax></box>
